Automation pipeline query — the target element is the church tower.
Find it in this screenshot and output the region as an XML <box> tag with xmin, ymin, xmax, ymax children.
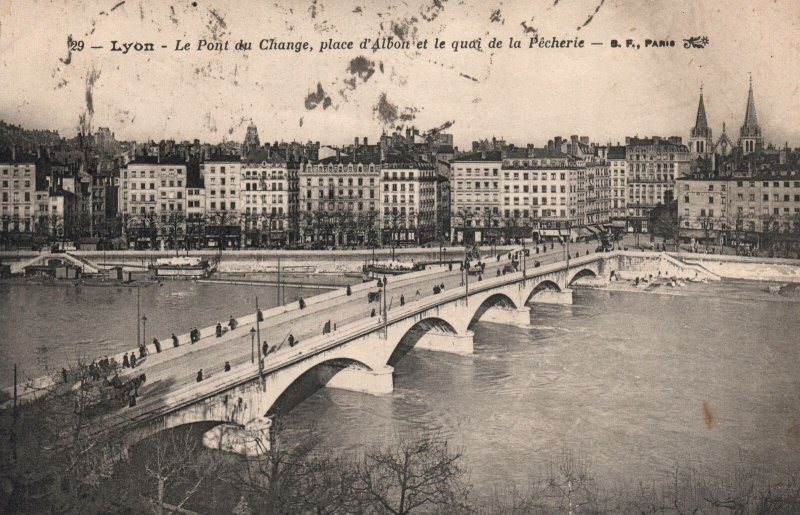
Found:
<box><xmin>738</xmin><ymin>76</ymin><xmax>763</xmax><ymax>155</ymax></box>
<box><xmin>689</xmin><ymin>86</ymin><xmax>713</xmax><ymax>157</ymax></box>
<box><xmin>243</xmin><ymin>120</ymin><xmax>261</xmax><ymax>157</ymax></box>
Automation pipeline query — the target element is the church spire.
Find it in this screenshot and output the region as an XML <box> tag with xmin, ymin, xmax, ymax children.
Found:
<box><xmin>692</xmin><ymin>85</ymin><xmax>710</xmax><ymax>137</ymax></box>
<box><xmin>742</xmin><ymin>73</ymin><xmax>759</xmax><ymax>130</ymax></box>
<box><xmin>739</xmin><ymin>74</ymin><xmax>763</xmax><ymax>155</ymax></box>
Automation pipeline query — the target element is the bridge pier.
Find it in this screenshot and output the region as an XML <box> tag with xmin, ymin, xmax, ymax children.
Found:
<box><xmin>325</xmin><ymin>364</ymin><xmax>394</xmax><ymax>396</ymax></box>
<box><xmin>480</xmin><ymin>306</ymin><xmax>531</xmax><ymax>327</ymax></box>
<box><xmin>415</xmin><ymin>329</ymin><xmax>474</xmax><ymax>355</ymax></box>
<box><xmin>202</xmin><ymin>417</ymin><xmax>272</xmax><ymax>456</ymax></box>
<box><xmin>530</xmin><ymin>288</ymin><xmax>573</xmax><ymax>305</ymax></box>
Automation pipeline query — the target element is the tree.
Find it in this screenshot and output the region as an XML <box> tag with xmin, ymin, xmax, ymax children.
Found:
<box><xmin>727</xmin><ymin>209</ymin><xmax>745</xmax><ymax>255</ymax></box>
<box><xmin>164</xmin><ymin>212</ymin><xmax>186</xmax><ymax>256</ymax></box>
<box><xmin>114</xmin><ymin>427</ymin><xmax>219</xmax><ymax>515</ymax></box>
<box><xmin>229</xmin><ymin>421</ymin><xmax>361</xmax><ymax>514</ymax></box>
<box><xmin>352</xmin><ymin>434</ymin><xmax>471</xmax><ymax>515</ymax></box>
<box><xmin>700</xmin><ymin>216</ymin><xmax>715</xmax><ymax>252</ymax></box>
<box><xmin>0</xmin><ymin>361</ymin><xmax>125</xmax><ymax>513</ymax></box>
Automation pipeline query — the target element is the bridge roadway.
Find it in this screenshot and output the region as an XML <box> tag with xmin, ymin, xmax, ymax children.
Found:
<box><xmin>118</xmin><ymin>240</ymin><xmax>602</xmax><ymax>405</ymax></box>
<box><xmin>85</xmin><ymin>241</ymin><xmax>620</xmax><ymax>447</ymax></box>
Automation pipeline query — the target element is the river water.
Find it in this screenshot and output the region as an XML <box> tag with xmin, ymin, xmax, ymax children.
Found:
<box><xmin>1</xmin><ymin>278</ymin><xmax>799</xmax><ymax>495</ymax></box>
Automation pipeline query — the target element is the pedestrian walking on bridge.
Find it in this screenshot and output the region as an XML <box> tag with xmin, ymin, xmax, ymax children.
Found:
<box><xmin>197</xmin><ymin>369</ymin><xmax>203</xmax><ymax>382</ymax></box>
<box><xmin>262</xmin><ymin>341</ymin><xmax>269</xmax><ymax>357</ymax></box>
<box><xmin>400</xmin><ymin>294</ymin><xmax>405</xmax><ymax>306</ymax></box>
<box><xmin>129</xmin><ymin>352</ymin><xmax>137</xmax><ymax>369</ymax></box>
<box><xmin>224</xmin><ymin>361</ymin><xmax>231</xmax><ymax>372</ymax></box>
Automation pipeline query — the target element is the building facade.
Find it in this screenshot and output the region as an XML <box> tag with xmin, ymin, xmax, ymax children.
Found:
<box><xmin>380</xmin><ymin>155</ymin><xmax>438</xmax><ymax>245</ymax></box>
<box><xmin>626</xmin><ymin>137</ymin><xmax>691</xmax><ymax>233</ymax></box>
<box><xmin>677</xmin><ymin>172</ymin><xmax>800</xmax><ymax>248</ymax></box>
<box><xmin>299</xmin><ymin>154</ymin><xmax>381</xmax><ymax>246</ymax></box>
<box><xmin>450</xmin><ymin>151</ymin><xmax>502</xmax><ymax>244</ymax></box>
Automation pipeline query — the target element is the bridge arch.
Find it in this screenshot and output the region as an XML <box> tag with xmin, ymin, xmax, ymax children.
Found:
<box><xmin>267</xmin><ymin>357</ymin><xmax>374</xmax><ymax>417</ymax></box>
<box><xmin>568</xmin><ymin>267</ymin><xmax>597</xmax><ymax>285</ymax></box>
<box><xmin>525</xmin><ymin>279</ymin><xmax>562</xmax><ymax>304</ymax></box>
<box><xmin>388</xmin><ymin>317</ymin><xmax>459</xmax><ymax>367</ymax></box>
<box><xmin>468</xmin><ymin>293</ymin><xmax>519</xmax><ymax>329</ymax></box>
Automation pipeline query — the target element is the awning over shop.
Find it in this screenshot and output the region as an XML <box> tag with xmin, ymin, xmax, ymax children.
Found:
<box><xmin>586</xmin><ymin>226</ymin><xmax>601</xmax><ymax>236</ymax></box>
<box><xmin>539</xmin><ymin>229</ymin><xmax>571</xmax><ymax>237</ymax></box>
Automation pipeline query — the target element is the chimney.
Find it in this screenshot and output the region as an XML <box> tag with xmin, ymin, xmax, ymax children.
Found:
<box><xmin>355</xmin><ymin>137</ymin><xmax>360</xmax><ymax>148</ymax></box>
<box><xmin>336</xmin><ymin>148</ymin><xmax>341</xmax><ymax>160</ymax></box>
<box><xmin>554</xmin><ymin>137</ymin><xmax>563</xmax><ymax>151</ymax></box>
<box><xmin>364</xmin><ymin>137</ymin><xmax>368</xmax><ymax>147</ymax></box>
<box><xmin>570</xmin><ymin>135</ymin><xmax>579</xmax><ymax>156</ymax></box>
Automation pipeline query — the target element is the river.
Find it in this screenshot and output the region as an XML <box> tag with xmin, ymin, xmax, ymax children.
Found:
<box><xmin>1</xmin><ymin>278</ymin><xmax>799</xmax><ymax>495</ymax></box>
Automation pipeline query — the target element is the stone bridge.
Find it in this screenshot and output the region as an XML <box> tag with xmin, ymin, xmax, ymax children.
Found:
<box><xmin>106</xmin><ymin>252</ymin><xmax>628</xmax><ymax>454</ymax></box>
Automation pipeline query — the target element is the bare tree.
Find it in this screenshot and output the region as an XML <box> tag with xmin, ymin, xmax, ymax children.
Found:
<box><xmin>164</xmin><ymin>212</ymin><xmax>186</xmax><ymax>256</ymax></box>
<box><xmin>0</xmin><ymin>360</ymin><xmax>125</xmax><ymax>513</ymax></box>
<box><xmin>228</xmin><ymin>420</ymin><xmax>361</xmax><ymax>514</ymax></box>
<box><xmin>120</xmin><ymin>428</ymin><xmax>220</xmax><ymax>515</ymax></box>
<box><xmin>352</xmin><ymin>433</ymin><xmax>471</xmax><ymax>515</ymax></box>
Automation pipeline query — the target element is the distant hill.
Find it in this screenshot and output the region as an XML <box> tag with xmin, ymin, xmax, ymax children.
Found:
<box><xmin>0</xmin><ymin>120</ymin><xmax>63</xmax><ymax>149</ymax></box>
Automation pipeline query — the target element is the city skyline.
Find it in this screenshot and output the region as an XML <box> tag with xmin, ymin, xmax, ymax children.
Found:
<box><xmin>1</xmin><ymin>0</ymin><xmax>799</xmax><ymax>147</ymax></box>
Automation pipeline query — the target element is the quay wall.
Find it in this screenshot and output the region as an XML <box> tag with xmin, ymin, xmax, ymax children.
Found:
<box><xmin>0</xmin><ymin>246</ymin><xmax>520</xmax><ymax>274</ymax></box>
<box><xmin>670</xmin><ymin>253</ymin><xmax>800</xmax><ymax>283</ymax></box>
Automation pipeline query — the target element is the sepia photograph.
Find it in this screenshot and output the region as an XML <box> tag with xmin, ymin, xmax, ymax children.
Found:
<box><xmin>1</xmin><ymin>0</ymin><xmax>799</xmax><ymax>513</ymax></box>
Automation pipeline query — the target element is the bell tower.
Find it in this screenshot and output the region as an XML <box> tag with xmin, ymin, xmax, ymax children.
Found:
<box><xmin>738</xmin><ymin>75</ymin><xmax>763</xmax><ymax>155</ymax></box>
<box><xmin>689</xmin><ymin>85</ymin><xmax>713</xmax><ymax>157</ymax></box>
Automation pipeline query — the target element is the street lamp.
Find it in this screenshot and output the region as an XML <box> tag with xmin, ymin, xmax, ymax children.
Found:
<box><xmin>250</xmin><ymin>327</ymin><xmax>256</xmax><ymax>364</ymax></box>
<box><xmin>141</xmin><ymin>315</ymin><xmax>147</xmax><ymax>347</ymax></box>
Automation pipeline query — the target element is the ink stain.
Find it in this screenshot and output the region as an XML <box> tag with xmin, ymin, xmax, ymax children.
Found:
<box><xmin>85</xmin><ymin>67</ymin><xmax>101</xmax><ymax>116</ymax></box>
<box><xmin>420</xmin><ymin>0</ymin><xmax>447</xmax><ymax>22</ymax></box>
<box><xmin>374</xmin><ymin>93</ymin><xmax>399</xmax><ymax>125</ymax></box>
<box><xmin>702</xmin><ymin>401</ymin><xmax>715</xmax><ymax>429</ymax></box>
<box><xmin>521</xmin><ymin>20</ymin><xmax>537</xmax><ymax>37</ymax></box>
<box><xmin>347</xmin><ymin>56</ymin><xmax>376</xmax><ymax>82</ymax></box>
<box><xmin>60</xmin><ymin>35</ymin><xmax>74</xmax><ymax>65</ymax></box>
<box><xmin>578</xmin><ymin>0</ymin><xmax>606</xmax><ymax>30</ymax></box>
<box><xmin>459</xmin><ymin>72</ymin><xmax>479</xmax><ymax>82</ymax></box>
<box><xmin>786</xmin><ymin>422</ymin><xmax>800</xmax><ymax>451</ymax></box>
<box><xmin>373</xmin><ymin>93</ymin><xmax>418</xmax><ymax>125</ymax></box>
<box><xmin>304</xmin><ymin>83</ymin><xmax>332</xmax><ymax>110</ymax></box>
<box><xmin>490</xmin><ymin>9</ymin><xmax>504</xmax><ymax>24</ymax></box>
<box><xmin>110</xmin><ymin>1</ymin><xmax>125</xmax><ymax>12</ymax></box>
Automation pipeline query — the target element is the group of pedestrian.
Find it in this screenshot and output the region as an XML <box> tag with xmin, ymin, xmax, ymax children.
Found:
<box><xmin>122</xmin><ymin>351</ymin><xmax>138</xmax><ymax>369</ymax></box>
<box><xmin>189</xmin><ymin>327</ymin><xmax>200</xmax><ymax>343</ymax></box>
<box><xmin>88</xmin><ymin>356</ymin><xmax>117</xmax><ymax>381</ymax></box>
<box><xmin>138</xmin><ymin>343</ymin><xmax>148</xmax><ymax>359</ymax></box>
<box><xmin>228</xmin><ymin>316</ymin><xmax>238</xmax><ymax>330</ymax></box>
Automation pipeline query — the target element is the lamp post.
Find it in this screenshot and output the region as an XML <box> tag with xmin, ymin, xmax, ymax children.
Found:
<box><xmin>141</xmin><ymin>315</ymin><xmax>147</xmax><ymax>348</ymax></box>
<box><xmin>250</xmin><ymin>327</ymin><xmax>256</xmax><ymax>364</ymax></box>
<box><xmin>566</xmin><ymin>221</ymin><xmax>571</xmax><ymax>270</ymax></box>
<box><xmin>136</xmin><ymin>285</ymin><xmax>141</xmax><ymax>350</ymax></box>
<box><xmin>382</xmin><ymin>276</ymin><xmax>388</xmax><ymax>338</ymax></box>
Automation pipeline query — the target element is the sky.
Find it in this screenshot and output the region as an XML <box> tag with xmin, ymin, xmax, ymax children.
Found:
<box><xmin>0</xmin><ymin>0</ymin><xmax>799</xmax><ymax>149</ymax></box>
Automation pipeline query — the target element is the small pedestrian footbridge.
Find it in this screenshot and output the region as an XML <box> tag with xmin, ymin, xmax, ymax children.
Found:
<box><xmin>10</xmin><ymin>251</ymin><xmax>102</xmax><ymax>274</ymax></box>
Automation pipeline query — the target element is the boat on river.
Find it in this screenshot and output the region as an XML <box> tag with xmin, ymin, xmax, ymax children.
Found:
<box><xmin>149</xmin><ymin>257</ymin><xmax>214</xmax><ymax>279</ymax></box>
